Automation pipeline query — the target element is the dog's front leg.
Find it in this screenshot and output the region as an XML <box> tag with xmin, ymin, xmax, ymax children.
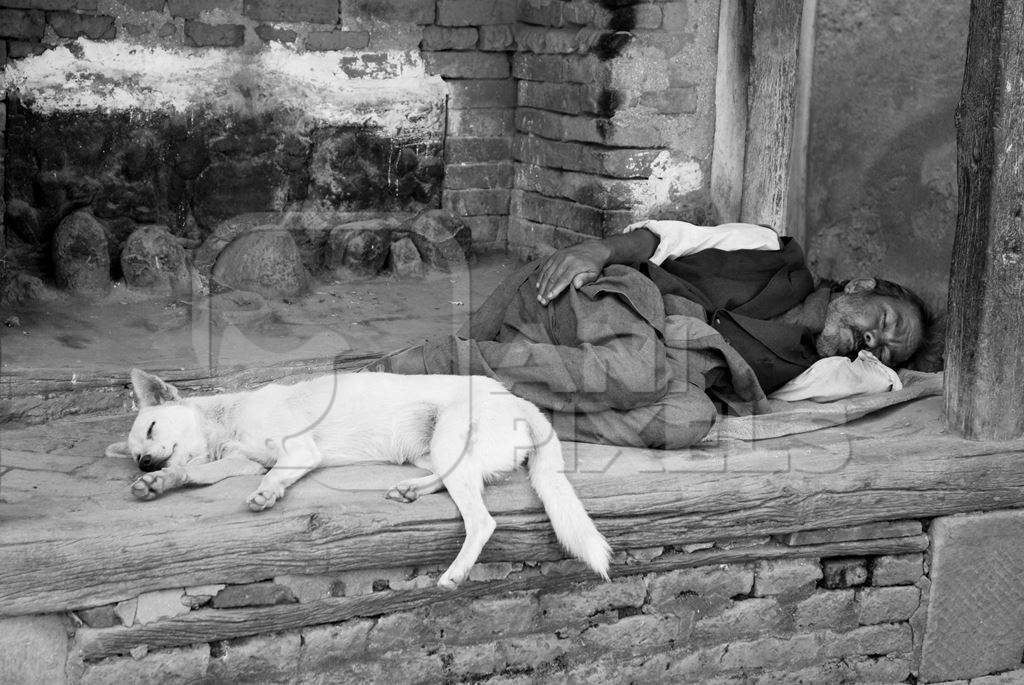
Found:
<box><xmin>246</xmin><ymin>436</ymin><xmax>323</xmax><ymax>511</ymax></box>
<box><xmin>131</xmin><ymin>458</ymin><xmax>266</xmax><ymax>500</ymax></box>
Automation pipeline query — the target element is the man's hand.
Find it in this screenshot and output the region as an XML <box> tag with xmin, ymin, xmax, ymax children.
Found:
<box><xmin>535</xmin><ymin>240</ymin><xmax>612</xmax><ymax>305</ymax></box>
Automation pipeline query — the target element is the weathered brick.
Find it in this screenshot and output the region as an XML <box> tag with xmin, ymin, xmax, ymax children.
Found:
<box><xmin>7</xmin><ymin>40</ymin><xmax>48</xmax><ymax>58</ymax></box>
<box><xmin>794</xmin><ymin>589</ymin><xmax>856</xmax><ymax>631</ymax></box>
<box><xmin>754</xmin><ymin>558</ymin><xmax>822</xmax><ymax>597</ymax></box>
<box><xmin>447</xmin><ymin>641</ymin><xmax>505</xmax><ymax>678</ymax></box>
<box><xmin>166</xmin><ymin>0</ymin><xmax>231</xmax><ymax>19</ymax></box>
<box><xmin>134</xmin><ymin>588</ymin><xmax>189</xmax><ymax>624</ymax></box>
<box><xmin>430</xmin><ymin>593</ymin><xmax>540</xmax><ymax>644</ymax></box>
<box><xmin>757</xmin><ymin>654</ymin><xmax>913</xmax><ymax>685</ymax></box>
<box><xmin>507</xmin><ymin>217</ymin><xmax>590</xmax><ymax>257</ymax></box>
<box><xmin>80</xmin><ymin>645</ymin><xmax>209</xmax><ymax>685</ymax></box>
<box><xmin>436</xmin><ymin>0</ymin><xmax>516</xmax><ymax>27</ymax></box>
<box><xmin>367</xmin><ymin>609</ymin><xmax>440</xmax><ymax>652</ymax></box>
<box><xmin>515</xmin><ymin>163</ymin><xmax>641</xmax><ymax>210</ymax></box>
<box><xmin>691</xmin><ymin>597</ymin><xmax>784</xmax><ymax>642</ymax></box>
<box><xmin>114</xmin><ymin>598</ymin><xmax>137</xmax><ymax>626</ymax></box>
<box><xmin>304</xmin><ymin>650</ymin><xmax>443</xmax><ymax>682</ymax></box>
<box><xmin>518</xmin><ymin>80</ymin><xmax>611</xmax><ymax>116</ymax></box>
<box><xmin>443</xmin><ymin>188</ymin><xmax>509</xmax><ymax>215</ymax></box>
<box><xmin>0</xmin><ymin>615</ymin><xmax>68</xmax><ymax>684</ymax></box>
<box><xmin>342</xmin><ymin>0</ymin><xmax>434</xmax><ymax>25</ymax></box>
<box><xmin>478</xmin><ymin>23</ymin><xmax>513</xmax><ymax>51</ymax></box>
<box><xmin>539</xmin><ymin>577</ymin><xmax>647</xmax><ymax>626</ymax></box>
<box><xmin>513</xmin><ymin>53</ymin><xmax>604</xmax><ymax>84</ymax></box>
<box><xmin>184</xmin><ymin>20</ymin><xmax>244</xmax><ymax>47</ymax></box>
<box><xmin>823</xmin><ymin>622</ymin><xmax>913</xmax><ymax>658</ymax></box>
<box><xmin>856</xmin><ymin>586</ymin><xmax>920</xmax><ymax>625</ymax></box>
<box><xmin>212</xmin><ymin>581</ymin><xmax>297</xmax><ymax>608</ymax></box>
<box><xmin>973</xmin><ymin>669</ymin><xmax>1024</xmax><ymax>684</ymax></box>
<box><xmin>208</xmin><ymin>632</ymin><xmax>301</xmax><ymax>682</ymax></box>
<box><xmin>582</xmin><ymin>614</ymin><xmax>687</xmax><ymax>652</ymax></box>
<box><xmin>0</xmin><ymin>39</ymin><xmax>7</xmax><ymax>65</ymax></box>
<box><xmin>273</xmin><ymin>574</ymin><xmax>335</xmax><ymax>602</ymax></box>
<box><xmin>513</xmin><ymin>135</ymin><xmax>661</xmax><ymax>178</ymax></box>
<box><xmin>306</xmin><ymin>29</ymin><xmax>369</xmax><ymax>51</ymax></box>
<box><xmin>0</xmin><ymin>0</ymin><xmax>76</xmax><ymax>9</ymax></box>
<box><xmin>299</xmin><ymin>619</ymin><xmax>374</xmax><ymax>670</ymax></box>
<box><xmin>648</xmin><ymin>564</ymin><xmax>755</xmax><ymax>607</ymax></box>
<box><xmin>46</xmin><ymin>11</ymin><xmax>115</xmax><ymax>39</ymax></box>
<box><xmin>444</xmin><ymin>161</ymin><xmax>513</xmax><ymax>190</ymax></box>
<box><xmin>511</xmin><ymin>190</ymin><xmax>601</xmax><ymax>235</ymax></box>
<box><xmin>447</xmin><ymin>78</ymin><xmax>515</xmax><ymax>109</ymax></box>
<box><xmin>76</xmin><ymin>604</ymin><xmax>119</xmax><ymax>629</ymax></box>
<box><xmin>516</xmin><ymin>107</ymin><xmax>601</xmax><ymax>143</ymax></box>
<box><xmin>243</xmin><ymin>0</ymin><xmax>337</xmax><ymax>24</ymax></box>
<box><xmin>448</xmin><ymin>108</ymin><xmax>514</xmax><ymax>136</ymax></box>
<box><xmin>719</xmin><ymin>634</ymin><xmax>821</xmax><ymax>670</ymax></box>
<box><xmin>0</xmin><ymin>9</ymin><xmax>44</xmax><ymax>40</ymax></box>
<box><xmin>333</xmin><ymin>567</ymin><xmax>413</xmax><ymax>596</ymax></box>
<box><xmin>822</xmin><ymin>557</ymin><xmax>870</xmax><ymax>589</ymax></box>
<box><xmin>424</xmin><ymin>50</ymin><xmax>509</xmax><ymax>78</ymax></box>
<box><xmin>870</xmin><ymin>553</ymin><xmax>924</xmax><ymax>586</ymax></box>
<box><xmin>464</xmin><ymin>215</ymin><xmax>507</xmax><ymax>246</ymax></box>
<box><xmin>420</xmin><ymin>25</ymin><xmax>477</xmax><ymax>50</ymax></box>
<box><xmin>255</xmin><ymin>24</ymin><xmax>296</xmax><ymax>43</ymax></box>
<box><xmin>124</xmin><ymin>0</ymin><xmax>165</xmax><ymax>10</ymax></box>
<box><xmin>782</xmin><ymin>520</ymin><xmax>923</xmax><ymax>546</ymax></box>
<box><xmin>639</xmin><ymin>86</ymin><xmax>698</xmax><ymax>115</ymax></box>
<box><xmin>513</xmin><ymin>23</ymin><xmax>603</xmax><ymax>55</ymax></box>
<box><xmin>444</xmin><ymin>137</ymin><xmax>512</xmax><ymax>164</ymax></box>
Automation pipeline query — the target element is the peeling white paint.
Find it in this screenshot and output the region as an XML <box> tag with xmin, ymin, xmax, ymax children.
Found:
<box><xmin>0</xmin><ymin>39</ymin><xmax>447</xmax><ymax>138</ymax></box>
<box><xmin>629</xmin><ymin>152</ymin><xmax>705</xmax><ymax>213</ymax></box>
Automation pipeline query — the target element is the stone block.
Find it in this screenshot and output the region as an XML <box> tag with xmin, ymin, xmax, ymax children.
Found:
<box><xmin>420</xmin><ymin>25</ymin><xmax>478</xmax><ymax>50</ymax></box>
<box><xmin>0</xmin><ymin>615</ymin><xmax>68</xmax><ymax>684</ymax></box>
<box><xmin>447</xmin><ymin>641</ymin><xmax>505</xmax><ymax>678</ymax></box>
<box><xmin>431</xmin><ymin>593</ymin><xmax>540</xmax><ymax>644</ymax></box>
<box><xmin>1</xmin><ymin>0</ymin><xmax>77</xmax><ymax>8</ymax></box>
<box><xmin>80</xmin><ymin>645</ymin><xmax>209</xmax><ymax>685</ymax></box>
<box><xmin>255</xmin><ymin>24</ymin><xmax>296</xmax><ymax>43</ymax></box>
<box><xmin>390</xmin><ymin>235</ymin><xmax>426</xmax><ymax>276</ymax></box>
<box><xmin>920</xmin><ymin>512</ymin><xmax>1024</xmax><ymax>682</ymax></box>
<box><xmin>166</xmin><ymin>0</ymin><xmax>232</xmax><ymax>19</ymax></box>
<box><xmin>512</xmin><ymin>23</ymin><xmax>603</xmax><ymax>55</ymax></box>
<box><xmin>719</xmin><ymin>634</ymin><xmax>821</xmax><ymax>671</ymax></box>
<box><xmin>822</xmin><ymin>557</ymin><xmax>869</xmax><ymax>589</ymax></box>
<box><xmin>0</xmin><ymin>9</ymin><xmax>45</xmax><ymax>40</ymax></box>
<box><xmin>513</xmin><ymin>135</ymin><xmax>662</xmax><ymax>178</ymax></box>
<box><xmin>692</xmin><ymin>597</ymin><xmax>784</xmax><ymax>642</ymax></box>
<box><xmin>121</xmin><ymin>225</ymin><xmax>191</xmax><ymax>295</ymax></box>
<box><xmin>444</xmin><ymin>161</ymin><xmax>513</xmax><ymax>190</ymax></box>
<box><xmin>367</xmin><ymin>609</ymin><xmax>440</xmax><ymax>653</ymax></box>
<box><xmin>510</xmin><ymin>190</ymin><xmax>602</xmax><ymax>235</ymax></box>
<box><xmin>794</xmin><ymin>589</ymin><xmax>856</xmax><ymax>631</ymax></box>
<box><xmin>436</xmin><ymin>0</ymin><xmax>516</xmax><ymax>26</ymax></box>
<box><xmin>7</xmin><ymin>40</ymin><xmax>48</xmax><ymax>58</ymax></box>
<box><xmin>507</xmin><ymin>217</ymin><xmax>590</xmax><ymax>257</ymax></box>
<box><xmin>342</xmin><ymin>0</ymin><xmax>434</xmax><ymax>26</ymax></box>
<box><xmin>125</xmin><ymin>0</ymin><xmax>165</xmax><ymax>10</ymax></box>
<box><xmin>467</xmin><ymin>561</ymin><xmax>518</xmax><ymax>582</ymax></box>
<box><xmin>856</xmin><ymin>586</ymin><xmax>920</xmax><ymax>625</ymax></box>
<box><xmin>753</xmin><ymin>558</ymin><xmax>822</xmax><ymax>597</ymax></box>
<box><xmin>53</xmin><ymin>210</ymin><xmax>111</xmax><ymax>297</ymax></box>
<box><xmin>46</xmin><ymin>11</ymin><xmax>115</xmax><ymax>39</ymax></box>
<box><xmin>823</xmin><ymin>622</ymin><xmax>913</xmax><ymax>659</ymax></box>
<box><xmin>273</xmin><ymin>574</ymin><xmax>335</xmax><ymax>602</ymax></box>
<box><xmin>325</xmin><ymin>225</ymin><xmax>391</xmax><ymax>276</ymax></box>
<box><xmin>300</xmin><ymin>619</ymin><xmax>374</xmax><ymax>670</ymax></box>
<box><xmin>464</xmin><ymin>215</ymin><xmax>507</xmax><ymax>246</ymax></box>
<box><xmin>211</xmin><ymin>581</ymin><xmax>298</xmax><ymax>608</ymax></box>
<box><xmin>184</xmin><ymin>20</ymin><xmax>244</xmax><ymax>47</ymax></box>
<box><xmin>77</xmin><ymin>604</ymin><xmax>119</xmax><ymax>629</ymax></box>
<box><xmin>135</xmin><ymin>588</ymin><xmax>189</xmax><ymax>624</ymax></box>
<box><xmin>306</xmin><ymin>29</ymin><xmax>370</xmax><ymax>51</ymax></box>
<box><xmin>448</xmin><ymin>108</ymin><xmax>515</xmax><ymax>137</ymax></box>
<box><xmin>304</xmin><ymin>650</ymin><xmax>443</xmax><ymax>683</ymax></box>
<box><xmin>973</xmin><ymin>669</ymin><xmax>1024</xmax><ymax>684</ymax></box>
<box><xmin>243</xmin><ymin>0</ymin><xmax>337</xmax><ymax>24</ymax></box>
<box><xmin>208</xmin><ymin>632</ymin><xmax>301</xmax><ymax>682</ymax></box>
<box><xmin>518</xmin><ymin>80</ymin><xmax>611</xmax><ymax>116</ymax></box>
<box><xmin>513</xmin><ymin>54</ymin><xmax>603</xmax><ymax>85</ymax></box>
<box><xmin>333</xmin><ymin>567</ymin><xmax>414</xmax><ymax>596</ymax></box>
<box><xmin>582</xmin><ymin>614</ymin><xmax>686</xmax><ymax>652</ymax></box>
<box><xmin>447</xmin><ymin>78</ymin><xmax>515</xmax><ymax>109</ymax></box>
<box><xmin>478</xmin><ymin>24</ymin><xmax>514</xmax><ymax>51</ymax></box>
<box><xmin>539</xmin><ymin>577</ymin><xmax>647</xmax><ymax>626</ymax></box>
<box><xmin>115</xmin><ymin>598</ymin><xmax>137</xmax><ymax>626</ymax></box>
<box><xmin>515</xmin><ymin>163</ymin><xmax>640</xmax><ymax>210</ymax></box>
<box><xmin>212</xmin><ymin>229</ymin><xmax>310</xmax><ymax>299</ymax></box>
<box><xmin>870</xmin><ymin>553</ymin><xmax>924</xmax><ymax>586</ymax></box>
<box><xmin>423</xmin><ymin>50</ymin><xmax>509</xmax><ymax>78</ymax></box>
<box><xmin>443</xmin><ymin>189</ymin><xmax>510</xmax><ymax>216</ymax></box>
<box><xmin>444</xmin><ymin>136</ymin><xmax>512</xmax><ymax>164</ymax></box>
<box><xmin>648</xmin><ymin>563</ymin><xmax>755</xmax><ymax>608</ymax></box>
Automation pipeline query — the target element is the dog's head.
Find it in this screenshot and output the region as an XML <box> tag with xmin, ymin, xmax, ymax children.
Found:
<box><xmin>109</xmin><ymin>369</ymin><xmax>210</xmax><ymax>472</ymax></box>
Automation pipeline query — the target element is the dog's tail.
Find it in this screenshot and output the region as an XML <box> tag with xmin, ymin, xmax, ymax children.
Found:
<box><xmin>520</xmin><ymin>400</ymin><xmax>611</xmax><ymax>580</ymax></box>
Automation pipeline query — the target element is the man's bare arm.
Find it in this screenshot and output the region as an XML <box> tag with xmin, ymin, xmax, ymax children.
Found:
<box><xmin>535</xmin><ymin>229</ymin><xmax>659</xmax><ymax>305</ymax></box>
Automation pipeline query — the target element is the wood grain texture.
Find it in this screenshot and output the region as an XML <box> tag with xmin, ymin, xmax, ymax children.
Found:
<box><xmin>76</xmin><ymin>535</ymin><xmax>929</xmax><ymax>659</ymax></box>
<box><xmin>2</xmin><ymin>398</ymin><xmax>1023</xmax><ymax>618</ymax></box>
<box><xmin>740</xmin><ymin>0</ymin><xmax>804</xmax><ymax>232</ymax></box>
<box><xmin>946</xmin><ymin>0</ymin><xmax>1024</xmax><ymax>439</ymax></box>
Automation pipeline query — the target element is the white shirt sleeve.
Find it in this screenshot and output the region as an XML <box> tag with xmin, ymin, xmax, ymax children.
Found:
<box><xmin>621</xmin><ymin>220</ymin><xmax>782</xmax><ymax>265</ymax></box>
<box><xmin>768</xmin><ymin>351</ymin><xmax>903</xmax><ymax>403</ymax></box>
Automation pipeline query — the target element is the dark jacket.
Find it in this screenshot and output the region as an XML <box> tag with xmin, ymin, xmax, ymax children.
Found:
<box><xmin>641</xmin><ymin>236</ymin><xmax>821</xmax><ymax>394</ymax></box>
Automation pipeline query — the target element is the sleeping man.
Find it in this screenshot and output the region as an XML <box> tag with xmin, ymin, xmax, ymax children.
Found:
<box><xmin>368</xmin><ymin>220</ymin><xmax>932</xmax><ymax>449</ymax></box>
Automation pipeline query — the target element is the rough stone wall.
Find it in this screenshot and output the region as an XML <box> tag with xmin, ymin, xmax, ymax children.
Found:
<box><xmin>805</xmin><ymin>0</ymin><xmax>969</xmax><ymax>310</ymax></box>
<box><xmin>509</xmin><ymin>0</ymin><xmax>721</xmax><ymax>258</ymax></box>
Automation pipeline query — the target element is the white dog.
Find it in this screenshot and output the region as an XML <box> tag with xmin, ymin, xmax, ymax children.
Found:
<box><xmin>107</xmin><ymin>369</ymin><xmax>611</xmax><ymax>588</ymax></box>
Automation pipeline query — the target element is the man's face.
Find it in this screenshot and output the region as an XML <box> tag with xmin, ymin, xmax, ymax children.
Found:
<box><xmin>815</xmin><ymin>280</ymin><xmax>924</xmax><ymax>366</ymax></box>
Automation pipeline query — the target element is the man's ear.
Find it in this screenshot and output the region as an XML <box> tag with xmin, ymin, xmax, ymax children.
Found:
<box><xmin>844</xmin><ymin>278</ymin><xmax>877</xmax><ymax>295</ymax></box>
<box><xmin>130</xmin><ymin>368</ymin><xmax>181</xmax><ymax>407</ymax></box>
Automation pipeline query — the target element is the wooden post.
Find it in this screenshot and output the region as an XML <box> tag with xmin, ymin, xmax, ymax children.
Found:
<box><xmin>945</xmin><ymin>0</ymin><xmax>1024</xmax><ymax>440</ymax></box>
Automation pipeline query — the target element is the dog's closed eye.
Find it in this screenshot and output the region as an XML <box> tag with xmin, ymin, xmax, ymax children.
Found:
<box><xmin>146</xmin><ymin>421</ymin><xmax>156</xmax><ymax>439</ymax></box>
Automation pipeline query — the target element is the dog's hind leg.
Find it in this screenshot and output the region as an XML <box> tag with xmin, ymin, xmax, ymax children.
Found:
<box><xmin>246</xmin><ymin>436</ymin><xmax>323</xmax><ymax>511</ymax></box>
<box><xmin>385</xmin><ymin>474</ymin><xmax>444</xmax><ymax>503</ymax></box>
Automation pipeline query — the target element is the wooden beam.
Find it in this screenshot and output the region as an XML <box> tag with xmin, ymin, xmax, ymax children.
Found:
<box><xmin>739</xmin><ymin>0</ymin><xmax>805</xmax><ymax>233</ymax></box>
<box><xmin>946</xmin><ymin>0</ymin><xmax>1024</xmax><ymax>439</ymax></box>
<box><xmin>710</xmin><ymin>0</ymin><xmax>751</xmax><ymax>222</ymax></box>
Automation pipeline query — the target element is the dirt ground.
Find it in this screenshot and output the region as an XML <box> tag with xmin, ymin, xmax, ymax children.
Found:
<box><xmin>0</xmin><ymin>253</ymin><xmax>520</xmax><ymax>377</ymax></box>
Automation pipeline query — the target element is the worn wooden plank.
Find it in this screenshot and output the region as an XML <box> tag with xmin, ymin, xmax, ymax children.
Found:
<box><xmin>710</xmin><ymin>0</ymin><xmax>751</xmax><ymax>221</ymax></box>
<box><xmin>740</xmin><ymin>0</ymin><xmax>804</xmax><ymax>232</ymax></box>
<box><xmin>76</xmin><ymin>534</ymin><xmax>928</xmax><ymax>659</ymax></box>
<box><xmin>946</xmin><ymin>0</ymin><xmax>1024</xmax><ymax>439</ymax></box>
<box><xmin>781</xmin><ymin>520</ymin><xmax>923</xmax><ymax>547</ymax></box>
<box><xmin>2</xmin><ymin>398</ymin><xmax>1023</xmax><ymax>617</ymax></box>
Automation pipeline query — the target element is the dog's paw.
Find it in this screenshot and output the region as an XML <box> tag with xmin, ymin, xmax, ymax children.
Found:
<box><xmin>437</xmin><ymin>566</ymin><xmax>469</xmax><ymax>590</ymax></box>
<box><xmin>385</xmin><ymin>481</ymin><xmax>421</xmax><ymax>503</ymax></box>
<box><xmin>246</xmin><ymin>488</ymin><xmax>280</xmax><ymax>511</ymax></box>
<box><xmin>131</xmin><ymin>473</ymin><xmax>166</xmax><ymax>500</ymax></box>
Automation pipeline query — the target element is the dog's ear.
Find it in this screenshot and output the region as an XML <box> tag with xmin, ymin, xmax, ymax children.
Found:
<box><xmin>130</xmin><ymin>368</ymin><xmax>181</xmax><ymax>407</ymax></box>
